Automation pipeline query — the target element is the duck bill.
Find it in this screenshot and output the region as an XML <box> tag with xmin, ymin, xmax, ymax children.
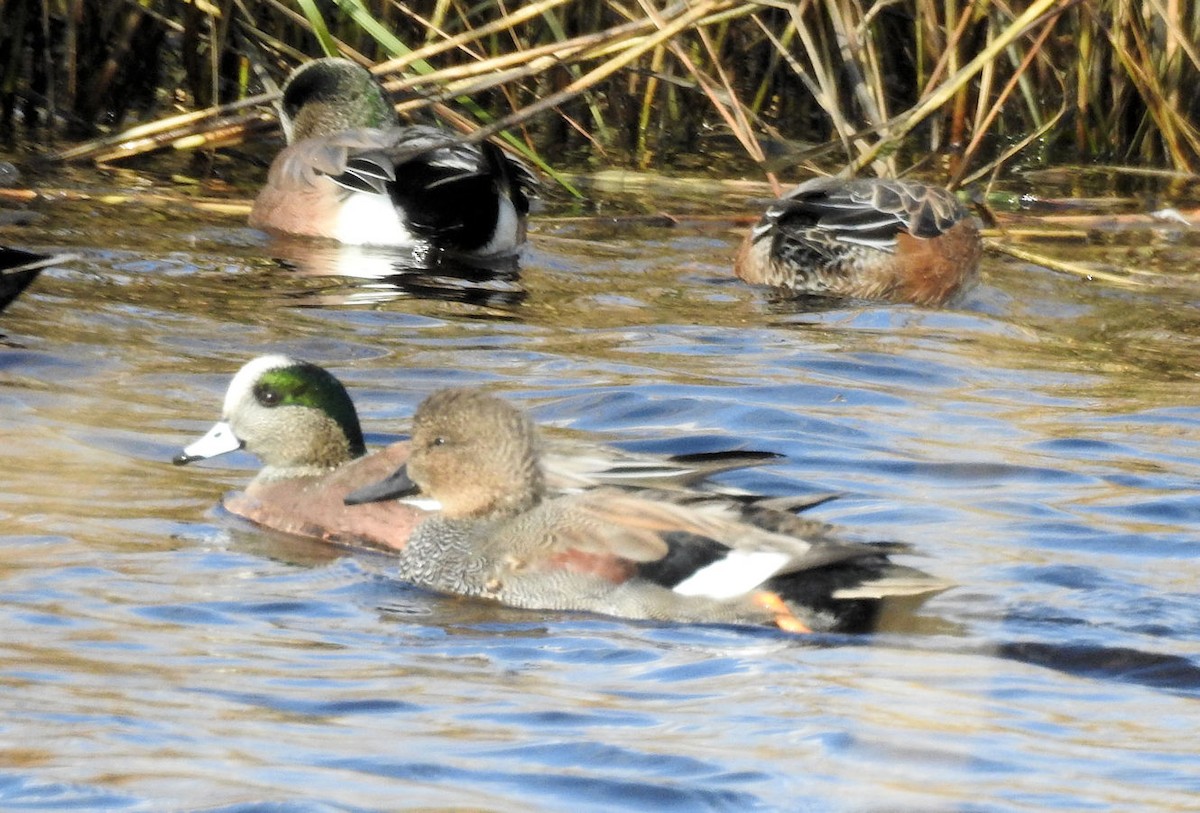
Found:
<box><xmin>173</xmin><ymin>420</ymin><xmax>244</xmax><ymax>466</ymax></box>
<box><xmin>343</xmin><ymin>463</ymin><xmax>421</xmax><ymax>505</ymax></box>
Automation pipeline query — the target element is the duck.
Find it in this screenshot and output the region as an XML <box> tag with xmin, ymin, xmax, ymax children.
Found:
<box><xmin>343</xmin><ymin>387</ymin><xmax>949</xmax><ymax>633</ymax></box>
<box><xmin>735</xmin><ymin>176</ymin><xmax>982</xmax><ymax>306</ymax></box>
<box><xmin>174</xmin><ymin>355</ymin><xmax>797</xmax><ymax>552</ymax></box>
<box><xmin>249</xmin><ymin>57</ymin><xmax>536</xmax><ymax>260</ymax></box>
<box><xmin>173</xmin><ymin>355</ymin><xmax>422</xmax><ymax>549</ymax></box>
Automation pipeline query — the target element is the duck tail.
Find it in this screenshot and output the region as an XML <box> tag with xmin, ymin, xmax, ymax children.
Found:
<box><xmin>481</xmin><ymin>140</ymin><xmax>536</xmax><ymax>215</ymax></box>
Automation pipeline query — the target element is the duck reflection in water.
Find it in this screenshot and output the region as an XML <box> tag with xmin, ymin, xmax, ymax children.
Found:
<box><xmin>258</xmin><ymin>238</ymin><xmax>527</xmax><ymax>308</ymax></box>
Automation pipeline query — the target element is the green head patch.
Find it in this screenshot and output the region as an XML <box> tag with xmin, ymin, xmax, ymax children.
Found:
<box><xmin>251</xmin><ymin>360</ymin><xmax>367</xmax><ymax>458</ymax></box>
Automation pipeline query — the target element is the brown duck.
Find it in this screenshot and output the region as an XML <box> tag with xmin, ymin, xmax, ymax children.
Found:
<box><xmin>735</xmin><ymin>177</ymin><xmax>982</xmax><ymax>306</ymax></box>
<box><xmin>346</xmin><ymin>387</ymin><xmax>949</xmax><ymax>632</ymax></box>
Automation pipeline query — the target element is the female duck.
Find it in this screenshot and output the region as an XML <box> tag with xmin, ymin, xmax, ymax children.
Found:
<box><xmin>250</xmin><ymin>58</ymin><xmax>536</xmax><ymax>259</ymax></box>
<box><xmin>735</xmin><ymin>177</ymin><xmax>982</xmax><ymax>306</ymax></box>
<box><xmin>346</xmin><ymin>387</ymin><xmax>948</xmax><ymax>633</ymax></box>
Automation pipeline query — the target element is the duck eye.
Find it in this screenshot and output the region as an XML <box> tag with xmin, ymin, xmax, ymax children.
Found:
<box><xmin>431</xmin><ymin>436</ymin><xmax>447</xmax><ymax>447</ymax></box>
<box><xmin>254</xmin><ymin>383</ymin><xmax>281</xmax><ymax>407</ymax></box>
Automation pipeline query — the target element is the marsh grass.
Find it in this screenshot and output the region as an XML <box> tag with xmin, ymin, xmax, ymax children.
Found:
<box><xmin>1</xmin><ymin>0</ymin><xmax>1198</xmax><ymax>188</ymax></box>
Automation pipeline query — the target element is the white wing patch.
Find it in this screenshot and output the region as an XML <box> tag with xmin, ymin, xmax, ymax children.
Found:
<box><xmin>672</xmin><ymin>550</ymin><xmax>792</xmax><ymax>600</ymax></box>
<box><xmin>335</xmin><ymin>192</ymin><xmax>415</xmax><ymax>246</ymax></box>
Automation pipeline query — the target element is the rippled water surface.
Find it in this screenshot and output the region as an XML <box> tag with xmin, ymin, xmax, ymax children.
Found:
<box><xmin>2</xmin><ymin>168</ymin><xmax>1200</xmax><ymax>811</ymax></box>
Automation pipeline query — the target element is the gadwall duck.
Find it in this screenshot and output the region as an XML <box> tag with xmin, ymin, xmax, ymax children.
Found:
<box><xmin>346</xmin><ymin>387</ymin><xmax>949</xmax><ymax>632</ymax></box>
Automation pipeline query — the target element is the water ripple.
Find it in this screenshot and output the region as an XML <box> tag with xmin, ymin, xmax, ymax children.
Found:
<box><xmin>2</xmin><ymin>190</ymin><xmax>1200</xmax><ymax>809</ymax></box>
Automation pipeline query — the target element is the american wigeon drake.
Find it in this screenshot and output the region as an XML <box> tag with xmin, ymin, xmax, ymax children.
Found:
<box><xmin>174</xmin><ymin>355</ymin><xmax>423</xmax><ymax>549</ymax></box>
<box><xmin>735</xmin><ymin>177</ymin><xmax>982</xmax><ymax>306</ymax></box>
<box><xmin>344</xmin><ymin>388</ymin><xmax>948</xmax><ymax>633</ymax></box>
<box><xmin>174</xmin><ymin>355</ymin><xmax>790</xmax><ymax>551</ymax></box>
<box><xmin>250</xmin><ymin>58</ymin><xmax>536</xmax><ymax>259</ymax></box>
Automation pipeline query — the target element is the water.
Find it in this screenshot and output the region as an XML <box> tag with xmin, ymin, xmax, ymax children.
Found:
<box><xmin>2</xmin><ymin>171</ymin><xmax>1199</xmax><ymax>811</ymax></box>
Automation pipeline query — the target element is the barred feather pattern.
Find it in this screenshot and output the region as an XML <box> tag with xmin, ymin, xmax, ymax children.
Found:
<box><xmin>735</xmin><ymin>177</ymin><xmax>981</xmax><ymax>306</ymax></box>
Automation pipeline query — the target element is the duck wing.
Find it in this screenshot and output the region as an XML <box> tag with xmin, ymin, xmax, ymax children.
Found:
<box><xmin>542</xmin><ymin>441</ymin><xmax>783</xmax><ymax>495</ymax></box>
<box><xmin>500</xmin><ymin>489</ymin><xmax>877</xmax><ymax>601</ymax></box>
<box><xmin>760</xmin><ymin>177</ymin><xmax>968</xmax><ymax>258</ymax></box>
<box><xmin>267</xmin><ymin>125</ymin><xmax>534</xmax><ymax>197</ymax></box>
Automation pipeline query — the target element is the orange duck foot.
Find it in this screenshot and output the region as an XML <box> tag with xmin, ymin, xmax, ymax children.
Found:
<box><xmin>753</xmin><ymin>591</ymin><xmax>812</xmax><ymax>634</ymax></box>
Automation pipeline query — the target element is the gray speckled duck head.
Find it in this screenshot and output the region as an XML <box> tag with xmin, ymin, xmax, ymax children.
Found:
<box><xmin>277</xmin><ymin>58</ymin><xmax>396</xmax><ymax>143</ymax></box>
<box><xmin>174</xmin><ymin>354</ymin><xmax>366</xmax><ymax>481</ymax></box>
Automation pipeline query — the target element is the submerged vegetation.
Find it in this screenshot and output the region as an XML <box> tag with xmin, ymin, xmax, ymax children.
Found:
<box><xmin>0</xmin><ymin>0</ymin><xmax>1198</xmax><ymax>187</ymax></box>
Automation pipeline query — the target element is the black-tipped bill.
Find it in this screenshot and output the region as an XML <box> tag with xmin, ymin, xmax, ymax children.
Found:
<box><xmin>173</xmin><ymin>420</ymin><xmax>243</xmax><ymax>466</ymax></box>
